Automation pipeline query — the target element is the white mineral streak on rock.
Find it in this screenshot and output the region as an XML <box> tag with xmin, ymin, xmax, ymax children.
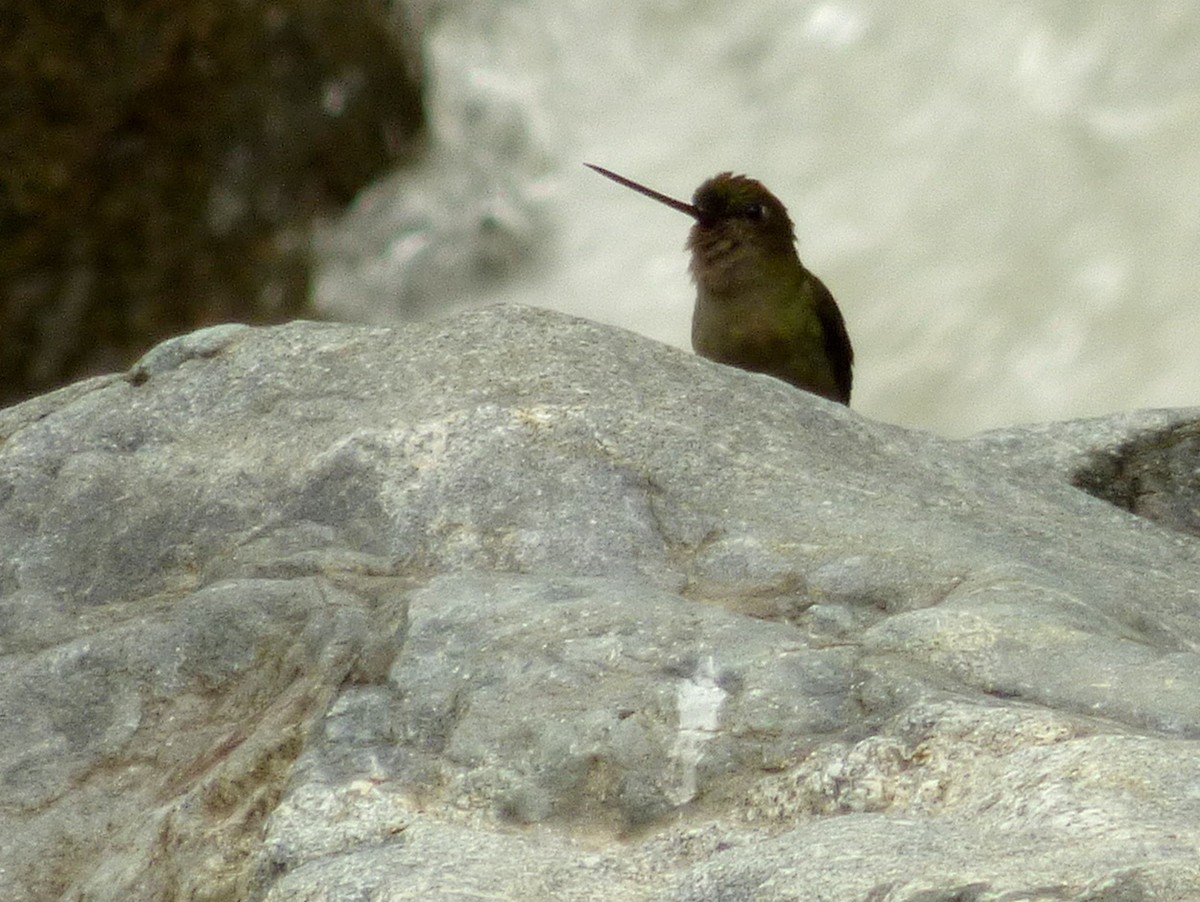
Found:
<box><xmin>667</xmin><ymin>656</ymin><xmax>726</xmax><ymax>806</ymax></box>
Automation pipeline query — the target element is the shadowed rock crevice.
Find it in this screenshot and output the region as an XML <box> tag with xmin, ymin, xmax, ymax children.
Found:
<box><xmin>1071</xmin><ymin>419</ymin><xmax>1200</xmax><ymax>538</ymax></box>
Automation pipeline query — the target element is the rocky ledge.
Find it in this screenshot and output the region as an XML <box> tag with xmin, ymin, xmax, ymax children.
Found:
<box><xmin>1</xmin><ymin>305</ymin><xmax>1198</xmax><ymax>901</ymax></box>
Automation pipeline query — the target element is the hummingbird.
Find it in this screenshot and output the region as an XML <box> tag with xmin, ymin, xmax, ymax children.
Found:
<box><xmin>586</xmin><ymin>163</ymin><xmax>853</xmax><ymax>405</ymax></box>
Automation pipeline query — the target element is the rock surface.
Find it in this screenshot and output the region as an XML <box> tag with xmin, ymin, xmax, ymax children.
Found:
<box><xmin>1</xmin><ymin>305</ymin><xmax>1198</xmax><ymax>901</ymax></box>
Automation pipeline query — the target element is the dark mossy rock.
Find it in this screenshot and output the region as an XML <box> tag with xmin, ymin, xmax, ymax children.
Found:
<box><xmin>0</xmin><ymin>0</ymin><xmax>425</xmax><ymax>406</ymax></box>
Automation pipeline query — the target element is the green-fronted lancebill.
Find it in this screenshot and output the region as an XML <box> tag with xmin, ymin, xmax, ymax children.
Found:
<box><xmin>586</xmin><ymin>163</ymin><xmax>853</xmax><ymax>405</ymax></box>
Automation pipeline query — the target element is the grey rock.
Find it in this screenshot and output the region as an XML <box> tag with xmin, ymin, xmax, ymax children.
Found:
<box><xmin>0</xmin><ymin>305</ymin><xmax>1198</xmax><ymax>901</ymax></box>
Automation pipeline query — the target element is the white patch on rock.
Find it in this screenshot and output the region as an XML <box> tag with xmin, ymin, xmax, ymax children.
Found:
<box><xmin>667</xmin><ymin>656</ymin><xmax>726</xmax><ymax>806</ymax></box>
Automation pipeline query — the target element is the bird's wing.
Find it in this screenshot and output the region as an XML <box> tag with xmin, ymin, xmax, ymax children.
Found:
<box><xmin>810</xmin><ymin>273</ymin><xmax>854</xmax><ymax>405</ymax></box>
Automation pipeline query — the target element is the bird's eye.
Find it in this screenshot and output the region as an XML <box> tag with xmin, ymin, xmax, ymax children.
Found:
<box><xmin>744</xmin><ymin>203</ymin><xmax>767</xmax><ymax>221</ymax></box>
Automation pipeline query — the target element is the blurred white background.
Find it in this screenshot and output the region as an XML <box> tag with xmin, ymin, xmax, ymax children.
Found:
<box><xmin>316</xmin><ymin>1</ymin><xmax>1200</xmax><ymax>436</ymax></box>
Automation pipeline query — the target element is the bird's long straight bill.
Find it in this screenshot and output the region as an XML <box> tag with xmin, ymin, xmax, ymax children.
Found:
<box><xmin>584</xmin><ymin>163</ymin><xmax>700</xmax><ymax>219</ymax></box>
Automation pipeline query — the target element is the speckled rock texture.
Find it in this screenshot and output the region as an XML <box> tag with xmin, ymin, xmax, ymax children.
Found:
<box><xmin>1</xmin><ymin>306</ymin><xmax>1198</xmax><ymax>901</ymax></box>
